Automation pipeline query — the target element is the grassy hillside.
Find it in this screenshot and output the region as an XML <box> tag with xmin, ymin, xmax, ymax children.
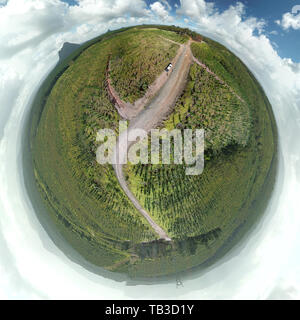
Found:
<box><xmin>122</xmin><ymin>31</ymin><xmax>277</xmax><ymax>277</ymax></box>
<box><xmin>29</xmin><ymin>26</ymin><xmax>277</xmax><ymax>278</ymax></box>
<box><xmin>109</xmin><ymin>28</ymin><xmax>181</xmax><ymax>103</ymax></box>
<box><xmin>30</xmin><ymin>27</ymin><xmax>188</xmax><ymax>270</ymax></box>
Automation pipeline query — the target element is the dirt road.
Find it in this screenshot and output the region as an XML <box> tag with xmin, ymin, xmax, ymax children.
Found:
<box><xmin>112</xmin><ymin>41</ymin><xmax>193</xmax><ymax>241</ymax></box>
<box><xmin>107</xmin><ymin>40</ymin><xmax>185</xmax><ymax>120</ymax></box>
<box><xmin>109</xmin><ymin>38</ymin><xmax>245</xmax><ymax>241</ymax></box>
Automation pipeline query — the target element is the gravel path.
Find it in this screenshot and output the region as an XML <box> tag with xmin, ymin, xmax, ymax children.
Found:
<box><xmin>109</xmin><ymin>38</ymin><xmax>245</xmax><ymax>241</ymax></box>
<box><xmin>112</xmin><ymin>40</ymin><xmax>193</xmax><ymax>241</ymax></box>
<box><xmin>106</xmin><ymin>40</ymin><xmax>185</xmax><ymax>120</ymax></box>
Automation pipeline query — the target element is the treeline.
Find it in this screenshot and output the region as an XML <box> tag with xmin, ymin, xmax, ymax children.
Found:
<box><xmin>134</xmin><ymin>228</ymin><xmax>222</xmax><ymax>260</ymax></box>
<box><xmin>138</xmin><ymin>24</ymin><xmax>203</xmax><ymax>42</ymax></box>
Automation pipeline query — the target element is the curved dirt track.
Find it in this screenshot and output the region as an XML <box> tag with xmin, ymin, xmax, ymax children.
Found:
<box><xmin>107</xmin><ymin>39</ymin><xmax>185</xmax><ymax>120</ymax></box>
<box><xmin>112</xmin><ymin>40</ymin><xmax>193</xmax><ymax>241</ymax></box>
<box><xmin>110</xmin><ymin>38</ymin><xmax>244</xmax><ymax>241</ymax></box>
<box><xmin>192</xmin><ymin>56</ymin><xmax>245</xmax><ymax>103</ymax></box>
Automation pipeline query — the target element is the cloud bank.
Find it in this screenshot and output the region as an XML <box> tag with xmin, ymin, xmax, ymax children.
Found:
<box><xmin>276</xmin><ymin>6</ymin><xmax>300</xmax><ymax>30</ymax></box>
<box><xmin>150</xmin><ymin>1</ymin><xmax>172</xmax><ymax>22</ymax></box>
<box><xmin>0</xmin><ymin>0</ymin><xmax>300</xmax><ymax>299</ymax></box>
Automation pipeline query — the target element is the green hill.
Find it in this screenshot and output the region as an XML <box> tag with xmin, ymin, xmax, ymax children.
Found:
<box><xmin>28</xmin><ymin>26</ymin><xmax>277</xmax><ymax>278</ymax></box>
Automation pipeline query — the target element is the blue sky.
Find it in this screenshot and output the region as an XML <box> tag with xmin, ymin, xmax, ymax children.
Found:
<box><xmin>61</xmin><ymin>0</ymin><xmax>300</xmax><ymax>62</ymax></box>
<box><xmin>211</xmin><ymin>0</ymin><xmax>300</xmax><ymax>62</ymax></box>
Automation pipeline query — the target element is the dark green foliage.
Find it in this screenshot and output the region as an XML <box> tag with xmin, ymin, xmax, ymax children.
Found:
<box><xmin>29</xmin><ymin>26</ymin><xmax>277</xmax><ymax>277</ymax></box>
<box><xmin>109</xmin><ymin>29</ymin><xmax>180</xmax><ymax>102</ymax></box>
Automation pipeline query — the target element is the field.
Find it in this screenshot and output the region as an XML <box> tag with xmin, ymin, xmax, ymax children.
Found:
<box><xmin>109</xmin><ymin>29</ymin><xmax>181</xmax><ymax>103</ymax></box>
<box><xmin>124</xmin><ymin>54</ymin><xmax>275</xmax><ymax>239</ymax></box>
<box><xmin>30</xmin><ymin>27</ymin><xmax>191</xmax><ymax>270</ymax></box>
<box><xmin>121</xmin><ymin>30</ymin><xmax>277</xmax><ymax>276</ymax></box>
<box><xmin>28</xmin><ymin>26</ymin><xmax>277</xmax><ymax>277</ymax></box>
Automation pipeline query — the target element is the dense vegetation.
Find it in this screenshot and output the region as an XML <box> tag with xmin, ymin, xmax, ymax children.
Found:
<box><xmin>109</xmin><ymin>29</ymin><xmax>182</xmax><ymax>103</ymax></box>
<box><xmin>124</xmin><ymin>62</ymin><xmax>255</xmax><ymax>239</ymax></box>
<box><xmin>28</xmin><ymin>26</ymin><xmax>277</xmax><ymax>278</ymax></box>
<box><xmin>166</xmin><ymin>64</ymin><xmax>251</xmax><ymax>153</ymax></box>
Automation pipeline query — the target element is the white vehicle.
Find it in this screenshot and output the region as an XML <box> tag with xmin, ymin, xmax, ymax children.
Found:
<box><xmin>165</xmin><ymin>63</ymin><xmax>173</xmax><ymax>72</ymax></box>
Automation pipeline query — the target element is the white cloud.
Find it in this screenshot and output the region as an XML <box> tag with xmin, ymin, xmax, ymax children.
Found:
<box><xmin>178</xmin><ymin>0</ymin><xmax>300</xmax><ymax>299</ymax></box>
<box><xmin>150</xmin><ymin>1</ymin><xmax>172</xmax><ymax>21</ymax></box>
<box><xmin>159</xmin><ymin>0</ymin><xmax>171</xmax><ymax>11</ymax></box>
<box><xmin>177</xmin><ymin>0</ymin><xmax>214</xmax><ymax>21</ymax></box>
<box><xmin>69</xmin><ymin>0</ymin><xmax>150</xmax><ymax>25</ymax></box>
<box><xmin>0</xmin><ymin>0</ymin><xmax>152</xmax><ymax>60</ymax></box>
<box><xmin>276</xmin><ymin>12</ymin><xmax>300</xmax><ymax>30</ymax></box>
<box><xmin>0</xmin><ymin>0</ymin><xmax>300</xmax><ymax>299</ymax></box>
